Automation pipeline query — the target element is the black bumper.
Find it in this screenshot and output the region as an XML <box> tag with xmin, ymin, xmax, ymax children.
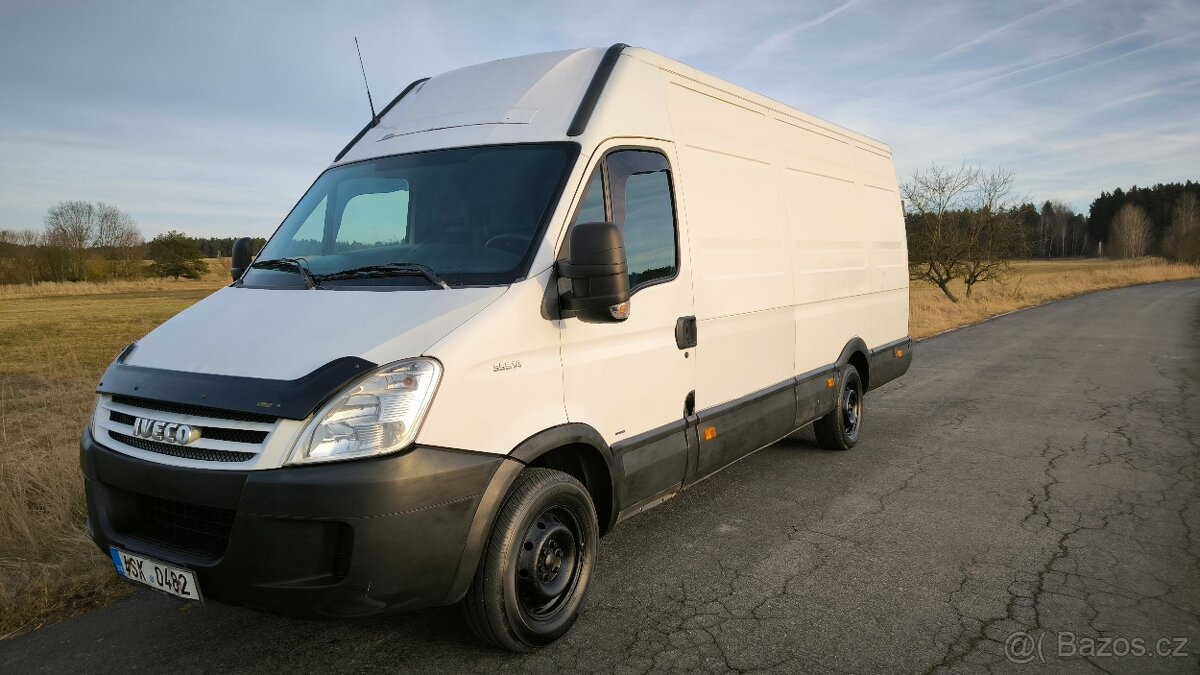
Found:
<box><xmin>867</xmin><ymin>337</ymin><xmax>912</xmax><ymax>391</ymax></box>
<box><xmin>80</xmin><ymin>428</ymin><xmax>522</xmax><ymax>618</ymax></box>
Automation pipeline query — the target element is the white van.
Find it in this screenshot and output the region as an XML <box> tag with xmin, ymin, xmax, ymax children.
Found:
<box><xmin>82</xmin><ymin>44</ymin><xmax>911</xmax><ymax>650</ymax></box>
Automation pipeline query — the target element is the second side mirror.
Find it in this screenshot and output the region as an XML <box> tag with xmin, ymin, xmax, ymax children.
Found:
<box><xmin>231</xmin><ymin>237</ymin><xmax>254</xmax><ymax>281</ymax></box>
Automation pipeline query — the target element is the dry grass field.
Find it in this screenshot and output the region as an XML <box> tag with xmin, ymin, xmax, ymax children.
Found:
<box><xmin>909</xmin><ymin>257</ymin><xmax>1200</xmax><ymax>338</ymax></box>
<box><xmin>0</xmin><ymin>256</ymin><xmax>1197</xmax><ymax>638</ymax></box>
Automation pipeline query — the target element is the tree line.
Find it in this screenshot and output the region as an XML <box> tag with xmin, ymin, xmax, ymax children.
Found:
<box><xmin>1088</xmin><ymin>182</ymin><xmax>1200</xmax><ymax>262</ymax></box>
<box><xmin>3</xmin><ymin>181</ymin><xmax>1198</xmax><ymax>293</ymax></box>
<box><xmin>0</xmin><ymin>201</ymin><xmax>143</xmax><ymax>284</ymax></box>
<box><xmin>0</xmin><ymin>201</ymin><xmax>266</xmax><ymax>284</ymax></box>
<box><xmin>904</xmin><ymin>167</ymin><xmax>1199</xmax><ymax>301</ymax></box>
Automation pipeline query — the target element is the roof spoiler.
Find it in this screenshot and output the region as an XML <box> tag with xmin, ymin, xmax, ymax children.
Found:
<box><xmin>333</xmin><ymin>77</ymin><xmax>429</xmax><ymax>162</ymax></box>
<box><xmin>567</xmin><ymin>43</ymin><xmax>629</xmax><ymax>137</ymax></box>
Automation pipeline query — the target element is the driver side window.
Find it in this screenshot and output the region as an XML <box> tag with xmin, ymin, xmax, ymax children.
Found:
<box><xmin>568</xmin><ymin>149</ymin><xmax>679</xmax><ymax>291</ymax></box>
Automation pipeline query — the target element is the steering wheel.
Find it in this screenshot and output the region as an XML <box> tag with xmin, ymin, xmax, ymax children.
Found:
<box><xmin>484</xmin><ymin>233</ymin><xmax>533</xmax><ymax>255</ymax></box>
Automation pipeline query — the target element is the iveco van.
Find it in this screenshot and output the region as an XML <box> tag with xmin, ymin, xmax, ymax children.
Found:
<box><xmin>82</xmin><ymin>44</ymin><xmax>911</xmax><ymax>651</ymax></box>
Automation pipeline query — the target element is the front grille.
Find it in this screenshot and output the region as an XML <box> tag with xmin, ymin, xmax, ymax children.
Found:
<box><xmin>110</xmin><ymin>394</ymin><xmax>277</xmax><ymax>424</ymax></box>
<box><xmin>109</xmin><ymin>430</ymin><xmax>255</xmax><ymax>463</ymax></box>
<box><xmin>119</xmin><ymin>491</ymin><xmax>236</xmax><ymax>559</ymax></box>
<box><xmin>108</xmin><ymin>410</ymin><xmax>268</xmax><ymax>444</ymax></box>
<box><xmin>99</xmin><ymin>394</ymin><xmax>277</xmax><ymax>465</ymax></box>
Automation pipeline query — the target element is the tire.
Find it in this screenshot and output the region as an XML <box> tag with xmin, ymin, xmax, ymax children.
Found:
<box><xmin>461</xmin><ymin>468</ymin><xmax>598</xmax><ymax>652</ymax></box>
<box><xmin>813</xmin><ymin>365</ymin><xmax>863</xmax><ymax>451</ymax></box>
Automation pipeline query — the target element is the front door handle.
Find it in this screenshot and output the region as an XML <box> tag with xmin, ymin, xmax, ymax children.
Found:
<box><xmin>675</xmin><ymin>316</ymin><xmax>697</xmax><ymax>349</ymax></box>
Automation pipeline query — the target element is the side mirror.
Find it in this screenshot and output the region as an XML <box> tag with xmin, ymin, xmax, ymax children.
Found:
<box><xmin>231</xmin><ymin>237</ymin><xmax>253</xmax><ymax>281</ymax></box>
<box><xmin>557</xmin><ymin>222</ymin><xmax>631</xmax><ymax>322</ymax></box>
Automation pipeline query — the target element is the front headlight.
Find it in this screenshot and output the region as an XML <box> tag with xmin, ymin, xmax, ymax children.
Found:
<box><xmin>288</xmin><ymin>358</ymin><xmax>442</xmax><ymax>465</ymax></box>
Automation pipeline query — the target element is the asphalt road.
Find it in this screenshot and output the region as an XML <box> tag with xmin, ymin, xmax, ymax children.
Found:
<box><xmin>3</xmin><ymin>280</ymin><xmax>1199</xmax><ymax>674</ymax></box>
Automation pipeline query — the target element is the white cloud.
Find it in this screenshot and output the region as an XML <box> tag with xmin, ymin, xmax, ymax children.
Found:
<box><xmin>736</xmin><ymin>0</ymin><xmax>862</xmax><ymax>71</ymax></box>
<box><xmin>0</xmin><ymin>0</ymin><xmax>1197</xmax><ymax>233</ymax></box>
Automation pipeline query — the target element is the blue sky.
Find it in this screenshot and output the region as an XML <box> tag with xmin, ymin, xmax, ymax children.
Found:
<box><xmin>1</xmin><ymin>0</ymin><xmax>1197</xmax><ymax>238</ymax></box>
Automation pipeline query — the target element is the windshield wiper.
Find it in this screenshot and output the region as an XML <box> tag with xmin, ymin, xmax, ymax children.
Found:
<box><xmin>249</xmin><ymin>257</ymin><xmax>322</xmax><ymax>289</ymax></box>
<box><xmin>314</xmin><ymin>262</ymin><xmax>450</xmax><ymax>289</ymax></box>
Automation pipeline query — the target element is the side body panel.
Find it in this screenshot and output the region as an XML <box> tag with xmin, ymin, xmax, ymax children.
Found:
<box><xmin>418</xmin><ymin>270</ymin><xmax>568</xmax><ymax>455</ymax></box>
<box><xmin>661</xmin><ymin>79</ymin><xmax>796</xmax><ymax>413</ymax></box>
<box><xmin>654</xmin><ymin>62</ymin><xmax>908</xmax><ymax>390</ymax></box>
<box><xmin>642</xmin><ymin>52</ymin><xmax>907</xmax><ymax>477</ymax></box>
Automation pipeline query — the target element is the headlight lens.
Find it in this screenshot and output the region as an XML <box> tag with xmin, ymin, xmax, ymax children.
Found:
<box><xmin>289</xmin><ymin>358</ymin><xmax>442</xmax><ymax>464</ymax></box>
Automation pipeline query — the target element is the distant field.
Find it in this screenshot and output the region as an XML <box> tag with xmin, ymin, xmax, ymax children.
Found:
<box><xmin>0</xmin><ymin>257</ymin><xmax>231</xmax><ymax>300</ymax></box>
<box><xmin>910</xmin><ymin>257</ymin><xmax>1200</xmax><ymax>338</ymax></box>
<box><xmin>0</xmin><ymin>256</ymin><xmax>1197</xmax><ymax>638</ymax></box>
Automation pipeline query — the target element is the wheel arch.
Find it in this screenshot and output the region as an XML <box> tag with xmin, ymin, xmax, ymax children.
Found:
<box><xmin>836</xmin><ymin>337</ymin><xmax>871</xmax><ymax>390</ymax></box>
<box><xmin>509</xmin><ymin>423</ymin><xmax>619</xmax><ymax>536</ymax></box>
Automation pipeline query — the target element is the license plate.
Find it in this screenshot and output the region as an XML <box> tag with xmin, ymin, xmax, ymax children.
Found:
<box><xmin>110</xmin><ymin>547</ymin><xmax>202</xmax><ymax>602</ymax></box>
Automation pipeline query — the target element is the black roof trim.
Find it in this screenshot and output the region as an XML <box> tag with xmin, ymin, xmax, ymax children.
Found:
<box><xmin>333</xmin><ymin>77</ymin><xmax>430</xmax><ymax>162</ymax></box>
<box><xmin>567</xmin><ymin>43</ymin><xmax>629</xmax><ymax>137</ymax></box>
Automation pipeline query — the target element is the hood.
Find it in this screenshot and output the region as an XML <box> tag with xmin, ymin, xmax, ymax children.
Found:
<box><xmin>125</xmin><ymin>286</ymin><xmax>507</xmax><ymax>380</ymax></box>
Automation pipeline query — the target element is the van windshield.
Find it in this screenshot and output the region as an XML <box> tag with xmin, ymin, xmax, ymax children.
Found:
<box><xmin>242</xmin><ymin>143</ymin><xmax>577</xmax><ymax>289</ymax></box>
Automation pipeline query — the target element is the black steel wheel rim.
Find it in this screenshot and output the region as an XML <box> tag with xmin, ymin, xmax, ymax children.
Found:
<box><xmin>515</xmin><ymin>504</ymin><xmax>584</xmax><ymax>620</ymax></box>
<box><xmin>842</xmin><ymin>380</ymin><xmax>861</xmax><ymax>437</ymax></box>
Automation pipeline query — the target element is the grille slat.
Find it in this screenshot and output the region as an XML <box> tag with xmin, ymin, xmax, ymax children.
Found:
<box><xmin>109</xmin><ymin>430</ymin><xmax>255</xmax><ymax>463</ymax></box>
<box><xmin>110</xmin><ymin>394</ymin><xmax>277</xmax><ymax>424</ymax></box>
<box><xmin>108</xmin><ymin>410</ymin><xmax>268</xmax><ymax>444</ymax></box>
<box><xmin>105</xmin><ymin>399</ymin><xmax>275</xmax><ymax>432</ymax></box>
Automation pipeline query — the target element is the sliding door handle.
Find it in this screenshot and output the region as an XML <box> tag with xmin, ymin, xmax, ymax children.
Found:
<box><xmin>675</xmin><ymin>316</ymin><xmax>697</xmax><ymax>349</ymax></box>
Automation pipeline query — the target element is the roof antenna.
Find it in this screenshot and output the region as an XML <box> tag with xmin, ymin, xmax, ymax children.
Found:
<box><xmin>355</xmin><ymin>37</ymin><xmax>378</xmax><ymax>123</ymax></box>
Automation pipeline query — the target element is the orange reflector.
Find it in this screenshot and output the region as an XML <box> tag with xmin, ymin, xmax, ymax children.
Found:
<box><xmin>825</xmin><ymin>378</ymin><xmax>835</xmax><ymax>388</ymax></box>
<box><xmin>895</xmin><ymin>348</ymin><xmax>904</xmax><ymax>359</ymax></box>
<box><xmin>703</xmin><ymin>426</ymin><xmax>717</xmax><ymax>441</ymax></box>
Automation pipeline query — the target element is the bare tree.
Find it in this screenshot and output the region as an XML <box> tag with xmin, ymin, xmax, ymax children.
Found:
<box><xmin>0</xmin><ymin>228</ymin><xmax>42</xmax><ymax>284</ymax></box>
<box><xmin>1037</xmin><ymin>201</ymin><xmax>1081</xmax><ymax>257</ymax></box>
<box><xmin>957</xmin><ymin>211</ymin><xmax>1005</xmax><ymax>297</ymax></box>
<box><xmin>902</xmin><ymin>164</ymin><xmax>979</xmax><ymax>301</ymax></box>
<box><xmin>36</xmin><ymin>201</ymin><xmax>144</xmax><ymax>282</ymax></box>
<box><xmin>43</xmin><ymin>201</ymin><xmax>99</xmax><ymax>280</ymax></box>
<box><xmin>1070</xmin><ymin>213</ymin><xmax>1089</xmax><ymax>256</ymax></box>
<box><xmin>94</xmin><ymin>203</ymin><xmax>144</xmax><ymax>278</ymax></box>
<box><xmin>904</xmin><ymin>164</ymin><xmax>1025</xmax><ymax>301</ymax></box>
<box><xmin>1108</xmin><ymin>204</ymin><xmax>1151</xmax><ymax>259</ymax></box>
<box><xmin>1164</xmin><ymin>193</ymin><xmax>1200</xmax><ymax>264</ymax></box>
<box><xmin>1050</xmin><ymin>201</ymin><xmax>1072</xmax><ymax>257</ymax></box>
<box><xmin>959</xmin><ymin>169</ymin><xmax>1026</xmax><ymax>296</ymax></box>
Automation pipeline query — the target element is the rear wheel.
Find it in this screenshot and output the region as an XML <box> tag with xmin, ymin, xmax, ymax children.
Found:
<box><xmin>461</xmin><ymin>468</ymin><xmax>598</xmax><ymax>652</ymax></box>
<box><xmin>814</xmin><ymin>365</ymin><xmax>863</xmax><ymax>451</ymax></box>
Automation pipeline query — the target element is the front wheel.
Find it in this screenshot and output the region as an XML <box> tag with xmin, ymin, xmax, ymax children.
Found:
<box><xmin>461</xmin><ymin>468</ymin><xmax>598</xmax><ymax>652</ymax></box>
<box><xmin>813</xmin><ymin>365</ymin><xmax>863</xmax><ymax>451</ymax></box>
